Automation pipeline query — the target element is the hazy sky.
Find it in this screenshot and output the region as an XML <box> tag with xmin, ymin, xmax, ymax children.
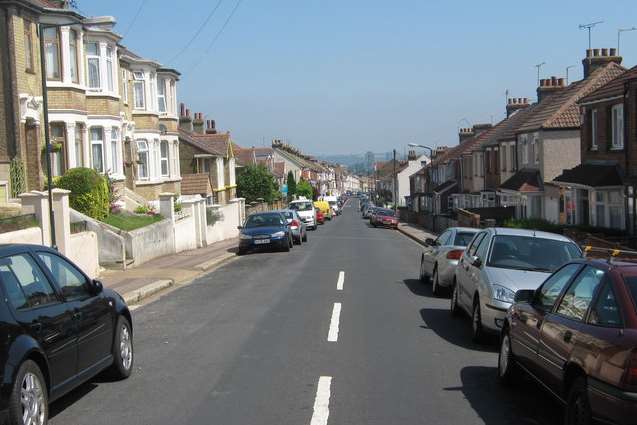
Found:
<box><xmin>85</xmin><ymin>0</ymin><xmax>637</xmax><ymax>155</ymax></box>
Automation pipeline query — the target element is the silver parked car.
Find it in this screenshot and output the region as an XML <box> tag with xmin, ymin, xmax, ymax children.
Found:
<box><xmin>451</xmin><ymin>227</ymin><xmax>581</xmax><ymax>342</ymax></box>
<box><xmin>278</xmin><ymin>209</ymin><xmax>308</xmax><ymax>245</ymax></box>
<box><xmin>419</xmin><ymin>227</ymin><xmax>479</xmax><ymax>295</ymax></box>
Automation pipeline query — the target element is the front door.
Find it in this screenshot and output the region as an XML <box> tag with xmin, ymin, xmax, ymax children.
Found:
<box><xmin>36</xmin><ymin>252</ymin><xmax>114</xmax><ymax>374</ymax></box>
<box><xmin>0</xmin><ymin>252</ymin><xmax>77</xmax><ymax>387</ymax></box>
<box><xmin>537</xmin><ymin>266</ymin><xmax>605</xmax><ymax>393</ymax></box>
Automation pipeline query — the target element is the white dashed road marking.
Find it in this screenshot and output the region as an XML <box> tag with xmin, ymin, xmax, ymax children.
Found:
<box><xmin>309</xmin><ymin>376</ymin><xmax>332</xmax><ymax>425</ymax></box>
<box><xmin>327</xmin><ymin>303</ymin><xmax>341</xmax><ymax>342</ymax></box>
<box><xmin>336</xmin><ymin>271</ymin><xmax>344</xmax><ymax>291</ymax></box>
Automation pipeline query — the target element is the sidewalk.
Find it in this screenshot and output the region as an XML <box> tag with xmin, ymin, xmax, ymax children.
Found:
<box><xmin>100</xmin><ymin>237</ymin><xmax>239</xmax><ymax>304</ymax></box>
<box><xmin>397</xmin><ymin>222</ymin><xmax>437</xmax><ymax>246</ymax></box>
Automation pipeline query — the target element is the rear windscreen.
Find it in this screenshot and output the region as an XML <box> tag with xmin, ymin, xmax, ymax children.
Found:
<box><xmin>622</xmin><ymin>276</ymin><xmax>637</xmax><ymax>312</ymax></box>
<box><xmin>454</xmin><ymin>232</ymin><xmax>476</xmax><ymax>247</ymax></box>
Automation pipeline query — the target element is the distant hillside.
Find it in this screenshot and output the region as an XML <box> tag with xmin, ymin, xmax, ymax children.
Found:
<box><xmin>315</xmin><ymin>152</ymin><xmax>393</xmax><ymax>167</ymax></box>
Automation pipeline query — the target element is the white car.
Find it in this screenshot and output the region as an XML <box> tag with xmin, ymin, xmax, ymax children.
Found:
<box><xmin>288</xmin><ymin>199</ymin><xmax>317</xmax><ymax>230</ymax></box>
<box><xmin>451</xmin><ymin>227</ymin><xmax>581</xmax><ymax>342</ymax></box>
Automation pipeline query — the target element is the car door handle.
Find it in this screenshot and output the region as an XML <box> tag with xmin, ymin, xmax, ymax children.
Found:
<box><xmin>72</xmin><ymin>312</ymin><xmax>82</xmax><ymax>321</ymax></box>
<box><xmin>563</xmin><ymin>330</ymin><xmax>573</xmax><ymax>343</ymax></box>
<box><xmin>31</xmin><ymin>322</ymin><xmax>42</xmax><ymax>333</ymax></box>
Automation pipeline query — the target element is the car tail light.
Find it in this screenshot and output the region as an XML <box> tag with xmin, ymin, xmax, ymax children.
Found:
<box><xmin>290</xmin><ymin>219</ymin><xmax>300</xmax><ymax>229</ymax></box>
<box><xmin>446</xmin><ymin>249</ymin><xmax>464</xmax><ymax>260</ymax></box>
<box><xmin>622</xmin><ymin>350</ymin><xmax>637</xmax><ymax>390</ymax></box>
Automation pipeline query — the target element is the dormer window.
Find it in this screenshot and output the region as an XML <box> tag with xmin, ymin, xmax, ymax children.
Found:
<box><xmin>133</xmin><ymin>71</ymin><xmax>146</xmax><ymax>110</ymax></box>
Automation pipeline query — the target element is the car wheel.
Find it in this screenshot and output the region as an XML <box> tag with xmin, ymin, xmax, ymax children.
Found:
<box><xmin>8</xmin><ymin>360</ymin><xmax>48</xmax><ymax>425</ymax></box>
<box><xmin>450</xmin><ymin>282</ymin><xmax>461</xmax><ymax>317</ymax></box>
<box><xmin>497</xmin><ymin>328</ymin><xmax>518</xmax><ymax>385</ymax></box>
<box><xmin>282</xmin><ymin>239</ymin><xmax>291</xmax><ymax>252</ymax></box>
<box><xmin>432</xmin><ymin>267</ymin><xmax>441</xmax><ymax>296</ymax></box>
<box><xmin>472</xmin><ymin>300</ymin><xmax>484</xmax><ymax>343</ymax></box>
<box><xmin>419</xmin><ymin>257</ymin><xmax>427</xmax><ymax>283</ymax></box>
<box><xmin>237</xmin><ymin>248</ymin><xmax>246</xmax><ymax>256</ymax></box>
<box><xmin>303</xmin><ymin>232</ymin><xmax>308</xmax><ymax>242</ymax></box>
<box><xmin>294</xmin><ymin>235</ymin><xmax>302</xmax><ymax>245</ymax></box>
<box><xmin>565</xmin><ymin>377</ymin><xmax>592</xmax><ymax>425</ymax></box>
<box><xmin>107</xmin><ymin>316</ymin><xmax>134</xmax><ymax>380</ymax></box>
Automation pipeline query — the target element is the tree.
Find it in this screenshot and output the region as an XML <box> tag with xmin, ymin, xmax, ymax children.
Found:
<box><xmin>286</xmin><ymin>171</ymin><xmax>297</xmax><ymax>199</ymax></box>
<box><xmin>296</xmin><ymin>179</ymin><xmax>313</xmax><ymax>199</ymax></box>
<box><xmin>237</xmin><ymin>164</ymin><xmax>279</xmax><ymax>203</ymax></box>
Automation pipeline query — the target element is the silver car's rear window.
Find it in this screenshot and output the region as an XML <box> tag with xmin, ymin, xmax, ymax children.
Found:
<box><xmin>487</xmin><ymin>235</ymin><xmax>581</xmax><ymax>272</ymax></box>
<box><xmin>454</xmin><ymin>232</ymin><xmax>476</xmax><ymax>247</ymax></box>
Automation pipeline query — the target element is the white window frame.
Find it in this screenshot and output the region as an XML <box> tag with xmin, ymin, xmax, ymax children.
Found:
<box><xmin>591</xmin><ymin>109</ymin><xmax>598</xmax><ymax>150</ymax></box>
<box><xmin>69</xmin><ymin>29</ymin><xmax>79</xmax><ymax>84</ymax></box>
<box><xmin>612</xmin><ymin>104</ymin><xmax>624</xmax><ymax>150</ymax></box>
<box><xmin>122</xmin><ymin>69</ymin><xmax>128</xmax><ymax>104</ymax></box>
<box><xmin>157</xmin><ymin>77</ymin><xmax>167</xmax><ymax>113</ymax></box>
<box><xmin>160</xmin><ymin>140</ymin><xmax>170</xmax><ymax>177</ymax></box>
<box><xmin>86</xmin><ymin>42</ymin><xmax>101</xmax><ymax>90</ymax></box>
<box><xmin>74</xmin><ymin>123</ymin><xmax>83</xmax><ymax>167</ymax></box>
<box><xmin>136</xmin><ymin>140</ymin><xmax>149</xmax><ymax>180</ymax></box>
<box><xmin>133</xmin><ymin>71</ymin><xmax>146</xmax><ymax>110</ymax></box>
<box><xmin>90</xmin><ymin>127</ymin><xmax>104</xmax><ymax>173</ymax></box>
<box><xmin>106</xmin><ymin>46</ymin><xmax>114</xmax><ymax>92</ymax></box>
<box><xmin>111</xmin><ymin>127</ymin><xmax>119</xmax><ymax>175</ymax></box>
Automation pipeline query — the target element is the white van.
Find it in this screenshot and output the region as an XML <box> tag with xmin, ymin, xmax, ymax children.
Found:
<box><xmin>320</xmin><ymin>195</ymin><xmax>340</xmax><ymax>216</ymax></box>
<box><xmin>288</xmin><ymin>198</ymin><xmax>317</xmax><ymax>230</ymax></box>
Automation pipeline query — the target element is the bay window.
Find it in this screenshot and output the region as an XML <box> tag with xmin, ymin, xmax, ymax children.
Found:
<box><xmin>137</xmin><ymin>140</ymin><xmax>149</xmax><ymax>179</ymax></box>
<box><xmin>595</xmin><ymin>190</ymin><xmax>624</xmax><ymax>229</ymax></box>
<box><xmin>86</xmin><ymin>42</ymin><xmax>101</xmax><ymax>90</ymax></box>
<box><xmin>69</xmin><ymin>30</ymin><xmax>79</xmax><ymax>83</ymax></box>
<box><xmin>157</xmin><ymin>78</ymin><xmax>167</xmax><ymax>113</ymax></box>
<box><xmin>74</xmin><ymin>123</ymin><xmax>84</xmax><ymax>167</ymax></box>
<box><xmin>106</xmin><ymin>46</ymin><xmax>114</xmax><ymax>92</ymax></box>
<box><xmin>160</xmin><ymin>140</ymin><xmax>170</xmax><ymax>176</ymax></box>
<box><xmin>612</xmin><ymin>104</ymin><xmax>624</xmax><ymax>149</ymax></box>
<box><xmin>90</xmin><ymin>127</ymin><xmax>104</xmax><ymax>173</ymax></box>
<box><xmin>111</xmin><ymin>127</ymin><xmax>119</xmax><ymax>175</ymax></box>
<box><xmin>43</xmin><ymin>27</ymin><xmax>61</xmax><ymax>80</ymax></box>
<box><xmin>133</xmin><ymin>72</ymin><xmax>145</xmax><ymax>109</ymax></box>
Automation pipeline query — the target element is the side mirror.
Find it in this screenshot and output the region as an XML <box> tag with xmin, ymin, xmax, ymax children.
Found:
<box><xmin>425</xmin><ymin>238</ymin><xmax>436</xmax><ymax>246</ymax></box>
<box><xmin>471</xmin><ymin>256</ymin><xmax>482</xmax><ymax>268</ymax></box>
<box><xmin>514</xmin><ymin>289</ymin><xmax>536</xmax><ymax>304</ymax></box>
<box><xmin>91</xmin><ymin>279</ymin><xmax>104</xmax><ymax>295</ymax></box>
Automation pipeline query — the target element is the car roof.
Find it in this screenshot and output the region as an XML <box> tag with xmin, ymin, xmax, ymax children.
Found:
<box><xmin>487</xmin><ymin>227</ymin><xmax>574</xmax><ymax>242</ymax></box>
<box><xmin>0</xmin><ymin>244</ymin><xmax>57</xmax><ymax>255</ymax></box>
<box><xmin>448</xmin><ymin>227</ymin><xmax>480</xmax><ymax>233</ymax></box>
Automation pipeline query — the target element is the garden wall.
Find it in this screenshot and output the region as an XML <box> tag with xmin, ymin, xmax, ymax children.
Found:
<box><xmin>0</xmin><ymin>226</ymin><xmax>42</xmax><ymax>244</ymax></box>
<box><xmin>175</xmin><ymin>213</ymin><xmax>197</xmax><ymax>253</ymax></box>
<box><xmin>124</xmin><ymin>218</ymin><xmax>175</xmax><ymax>266</ymax></box>
<box><xmin>67</xmin><ymin>231</ymin><xmax>100</xmax><ymax>278</ymax></box>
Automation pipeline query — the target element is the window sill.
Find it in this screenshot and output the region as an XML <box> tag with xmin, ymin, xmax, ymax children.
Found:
<box><xmin>610</xmin><ymin>147</ymin><xmax>625</xmax><ymax>151</ymax></box>
<box><xmin>135</xmin><ymin>177</ymin><xmax>181</xmax><ymax>186</ymax></box>
<box><xmin>132</xmin><ymin>110</ymin><xmax>159</xmax><ymax>116</ymax></box>
<box><xmin>590</xmin><ymin>147</ymin><xmax>598</xmax><ymax>151</ymax></box>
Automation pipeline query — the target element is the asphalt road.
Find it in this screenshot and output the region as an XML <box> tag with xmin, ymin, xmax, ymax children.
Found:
<box><xmin>49</xmin><ymin>200</ymin><xmax>563</xmax><ymax>425</ymax></box>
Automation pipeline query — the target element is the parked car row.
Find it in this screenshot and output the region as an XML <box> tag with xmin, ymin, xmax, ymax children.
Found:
<box><xmin>359</xmin><ymin>199</ymin><xmax>398</xmax><ymax>229</ymax></box>
<box><xmin>418</xmin><ymin>226</ymin><xmax>637</xmax><ymax>424</ymax></box>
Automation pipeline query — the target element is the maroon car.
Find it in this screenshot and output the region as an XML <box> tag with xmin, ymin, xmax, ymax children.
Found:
<box><xmin>371</xmin><ymin>208</ymin><xmax>398</xmax><ymax>229</ymax></box>
<box><xmin>498</xmin><ymin>258</ymin><xmax>637</xmax><ymax>425</ymax></box>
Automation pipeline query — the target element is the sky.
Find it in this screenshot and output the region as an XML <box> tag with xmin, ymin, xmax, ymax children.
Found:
<box><xmin>83</xmin><ymin>0</ymin><xmax>637</xmax><ymax>156</ymax></box>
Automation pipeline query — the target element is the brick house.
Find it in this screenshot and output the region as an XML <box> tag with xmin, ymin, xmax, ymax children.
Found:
<box><xmin>499</xmin><ymin>49</ymin><xmax>625</xmax><ymax>221</ymax></box>
<box><xmin>178</xmin><ymin>110</ymin><xmax>237</xmax><ymax>205</ymax></box>
<box><xmin>554</xmin><ymin>65</ymin><xmax>637</xmax><ymax>232</ymax></box>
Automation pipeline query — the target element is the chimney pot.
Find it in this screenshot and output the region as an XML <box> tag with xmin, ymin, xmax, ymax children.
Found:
<box><xmin>586</xmin><ymin>49</ymin><xmax>592</xmax><ymax>58</ymax></box>
<box><xmin>186</xmin><ymin>109</ymin><xmax>191</xmax><ymax>117</ymax></box>
<box><xmin>593</xmin><ymin>48</ymin><xmax>600</xmax><ymax>57</ymax></box>
<box><xmin>558</xmin><ymin>78</ymin><xmax>565</xmax><ymax>86</ymax></box>
<box><xmin>610</xmin><ymin>48</ymin><xmax>617</xmax><ymax>56</ymax></box>
<box><xmin>180</xmin><ymin>103</ymin><xmax>186</xmax><ymax>117</ymax></box>
<box><xmin>551</xmin><ymin>76</ymin><xmax>557</xmax><ymax>86</ymax></box>
<box><xmin>508</xmin><ymin>98</ymin><xmax>512</xmax><ymax>105</ymax></box>
<box><xmin>602</xmin><ymin>48</ymin><xmax>608</xmax><ymax>56</ymax></box>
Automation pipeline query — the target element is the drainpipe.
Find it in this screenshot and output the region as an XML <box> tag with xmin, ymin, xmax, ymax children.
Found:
<box><xmin>625</xmin><ymin>79</ymin><xmax>635</xmax><ymax>234</ymax></box>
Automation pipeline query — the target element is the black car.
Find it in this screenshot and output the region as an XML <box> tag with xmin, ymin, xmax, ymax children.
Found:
<box><xmin>0</xmin><ymin>244</ymin><xmax>133</xmax><ymax>425</ymax></box>
<box><xmin>237</xmin><ymin>212</ymin><xmax>294</xmax><ymax>255</ymax></box>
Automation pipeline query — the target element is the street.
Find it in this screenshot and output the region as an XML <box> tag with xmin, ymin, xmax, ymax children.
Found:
<box><xmin>49</xmin><ymin>200</ymin><xmax>562</xmax><ymax>425</ymax></box>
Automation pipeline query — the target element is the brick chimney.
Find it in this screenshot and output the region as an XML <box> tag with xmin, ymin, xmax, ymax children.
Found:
<box><xmin>178</xmin><ymin>103</ymin><xmax>193</xmax><ymax>132</ymax></box>
<box><xmin>193</xmin><ymin>112</ymin><xmax>205</xmax><ymax>134</ymax></box>
<box><xmin>205</xmin><ymin>120</ymin><xmax>217</xmax><ymax>135</ymax></box>
<box><xmin>537</xmin><ymin>77</ymin><xmax>566</xmax><ymax>103</ymax></box>
<box><xmin>459</xmin><ymin>128</ymin><xmax>474</xmax><ymax>144</ymax></box>
<box><xmin>472</xmin><ymin>123</ymin><xmax>492</xmax><ymax>137</ymax></box>
<box><xmin>582</xmin><ymin>48</ymin><xmax>622</xmax><ymax>79</ymax></box>
<box><xmin>407</xmin><ymin>150</ymin><xmax>417</xmax><ymax>161</ymax></box>
<box><xmin>506</xmin><ymin>97</ymin><xmax>530</xmax><ymax>118</ymax></box>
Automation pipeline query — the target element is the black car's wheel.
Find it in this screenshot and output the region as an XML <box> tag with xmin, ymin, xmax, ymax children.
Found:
<box><xmin>237</xmin><ymin>248</ymin><xmax>246</xmax><ymax>256</ymax></box>
<box><xmin>450</xmin><ymin>282</ymin><xmax>461</xmax><ymax>317</ymax></box>
<box><xmin>565</xmin><ymin>377</ymin><xmax>592</xmax><ymax>425</ymax></box>
<box><xmin>8</xmin><ymin>360</ymin><xmax>48</xmax><ymax>425</ymax></box>
<box><xmin>472</xmin><ymin>300</ymin><xmax>484</xmax><ymax>343</ymax></box>
<box><xmin>282</xmin><ymin>239</ymin><xmax>291</xmax><ymax>252</ymax></box>
<box><xmin>432</xmin><ymin>267</ymin><xmax>441</xmax><ymax>296</ymax></box>
<box><xmin>497</xmin><ymin>328</ymin><xmax>518</xmax><ymax>385</ymax></box>
<box><xmin>107</xmin><ymin>316</ymin><xmax>134</xmax><ymax>380</ymax></box>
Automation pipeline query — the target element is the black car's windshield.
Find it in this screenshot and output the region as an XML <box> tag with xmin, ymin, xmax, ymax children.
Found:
<box><xmin>290</xmin><ymin>202</ymin><xmax>313</xmax><ymax>211</ymax></box>
<box><xmin>245</xmin><ymin>214</ymin><xmax>284</xmax><ymax>228</ymax></box>
<box><xmin>488</xmin><ymin>235</ymin><xmax>581</xmax><ymax>272</ymax></box>
<box><xmin>454</xmin><ymin>232</ymin><xmax>477</xmax><ymax>247</ymax></box>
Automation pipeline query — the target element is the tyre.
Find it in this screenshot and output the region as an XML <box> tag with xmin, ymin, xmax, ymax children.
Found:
<box><xmin>450</xmin><ymin>282</ymin><xmax>461</xmax><ymax>317</ymax></box>
<box><xmin>237</xmin><ymin>248</ymin><xmax>246</xmax><ymax>256</ymax></box>
<box><xmin>8</xmin><ymin>360</ymin><xmax>48</xmax><ymax>425</ymax></box>
<box><xmin>294</xmin><ymin>235</ymin><xmax>302</xmax><ymax>245</ymax></box>
<box><xmin>432</xmin><ymin>267</ymin><xmax>441</xmax><ymax>296</ymax></box>
<box><xmin>419</xmin><ymin>257</ymin><xmax>429</xmax><ymax>283</ymax></box>
<box><xmin>282</xmin><ymin>239</ymin><xmax>291</xmax><ymax>252</ymax></box>
<box><xmin>472</xmin><ymin>300</ymin><xmax>484</xmax><ymax>343</ymax></box>
<box><xmin>565</xmin><ymin>377</ymin><xmax>592</xmax><ymax>425</ymax></box>
<box><xmin>497</xmin><ymin>328</ymin><xmax>518</xmax><ymax>385</ymax></box>
<box><xmin>107</xmin><ymin>316</ymin><xmax>134</xmax><ymax>380</ymax></box>
<box><xmin>302</xmin><ymin>231</ymin><xmax>308</xmax><ymax>242</ymax></box>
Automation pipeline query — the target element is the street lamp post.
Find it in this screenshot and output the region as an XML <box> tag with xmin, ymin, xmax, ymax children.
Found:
<box><xmin>407</xmin><ymin>142</ymin><xmax>434</xmax><ymax>158</ymax></box>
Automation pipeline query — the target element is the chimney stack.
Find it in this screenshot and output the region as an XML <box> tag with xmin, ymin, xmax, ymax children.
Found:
<box><xmin>582</xmin><ymin>48</ymin><xmax>622</xmax><ymax>79</ymax></box>
<box><xmin>407</xmin><ymin>150</ymin><xmax>417</xmax><ymax>161</ymax></box>
<box><xmin>506</xmin><ymin>97</ymin><xmax>530</xmax><ymax>118</ymax></box>
<box><xmin>193</xmin><ymin>112</ymin><xmax>205</xmax><ymax>134</ymax></box>
<box><xmin>179</xmin><ymin>103</ymin><xmax>193</xmax><ymax>132</ymax></box>
<box><xmin>205</xmin><ymin>119</ymin><xmax>217</xmax><ymax>135</ymax></box>
<box><xmin>472</xmin><ymin>123</ymin><xmax>492</xmax><ymax>137</ymax></box>
<box><xmin>537</xmin><ymin>76</ymin><xmax>566</xmax><ymax>103</ymax></box>
<box><xmin>459</xmin><ymin>127</ymin><xmax>475</xmax><ymax>144</ymax></box>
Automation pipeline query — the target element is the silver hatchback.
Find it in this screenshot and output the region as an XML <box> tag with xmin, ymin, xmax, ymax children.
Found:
<box><xmin>451</xmin><ymin>227</ymin><xmax>581</xmax><ymax>342</ymax></box>
<box><xmin>419</xmin><ymin>227</ymin><xmax>479</xmax><ymax>295</ymax></box>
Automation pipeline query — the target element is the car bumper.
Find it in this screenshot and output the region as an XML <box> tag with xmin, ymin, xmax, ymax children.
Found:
<box><xmin>239</xmin><ymin>236</ymin><xmax>288</xmax><ymax>250</ymax></box>
<box><xmin>587</xmin><ymin>378</ymin><xmax>637</xmax><ymax>425</ymax></box>
<box><xmin>481</xmin><ymin>299</ymin><xmax>511</xmax><ymax>333</ymax></box>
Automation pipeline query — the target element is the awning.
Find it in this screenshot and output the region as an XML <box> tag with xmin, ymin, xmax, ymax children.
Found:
<box><xmin>499</xmin><ymin>168</ymin><xmax>543</xmax><ymax>193</ymax></box>
<box><xmin>553</xmin><ymin>163</ymin><xmax>623</xmax><ymax>189</ymax></box>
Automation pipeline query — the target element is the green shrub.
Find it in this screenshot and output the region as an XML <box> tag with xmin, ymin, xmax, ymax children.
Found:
<box><xmin>56</xmin><ymin>168</ymin><xmax>110</xmax><ymax>220</ymax></box>
<box><xmin>9</xmin><ymin>158</ymin><xmax>26</xmax><ymax>198</ymax></box>
<box><xmin>174</xmin><ymin>201</ymin><xmax>182</xmax><ymax>213</ymax></box>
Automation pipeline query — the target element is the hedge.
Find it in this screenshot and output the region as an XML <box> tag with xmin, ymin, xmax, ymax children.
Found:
<box><xmin>55</xmin><ymin>168</ymin><xmax>110</xmax><ymax>220</ymax></box>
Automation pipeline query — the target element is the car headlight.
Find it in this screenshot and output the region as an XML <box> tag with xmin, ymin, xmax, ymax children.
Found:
<box><xmin>272</xmin><ymin>231</ymin><xmax>286</xmax><ymax>238</ymax></box>
<box><xmin>492</xmin><ymin>285</ymin><xmax>515</xmax><ymax>303</ymax></box>
<box><xmin>239</xmin><ymin>234</ymin><xmax>252</xmax><ymax>240</ymax></box>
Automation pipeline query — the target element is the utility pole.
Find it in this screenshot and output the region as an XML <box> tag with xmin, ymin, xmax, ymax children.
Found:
<box><xmin>393</xmin><ymin>149</ymin><xmax>397</xmax><ymax>213</ymax></box>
